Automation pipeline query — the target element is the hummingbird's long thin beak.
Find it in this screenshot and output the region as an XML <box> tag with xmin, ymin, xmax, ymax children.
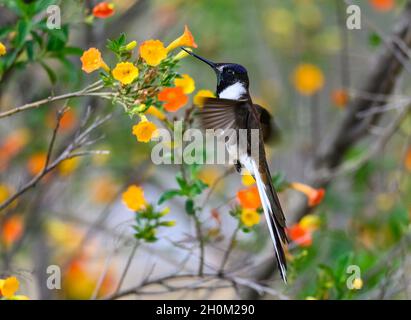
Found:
<box><xmin>181</xmin><ymin>47</ymin><xmax>217</xmax><ymax>70</ymax></box>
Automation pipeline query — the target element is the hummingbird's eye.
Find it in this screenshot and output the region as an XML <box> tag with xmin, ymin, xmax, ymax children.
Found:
<box><xmin>227</xmin><ymin>69</ymin><xmax>235</xmax><ymax>75</ymax></box>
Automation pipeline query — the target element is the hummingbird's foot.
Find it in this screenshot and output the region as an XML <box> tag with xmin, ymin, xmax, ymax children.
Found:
<box><xmin>234</xmin><ymin>160</ymin><xmax>242</xmax><ymax>173</ymax></box>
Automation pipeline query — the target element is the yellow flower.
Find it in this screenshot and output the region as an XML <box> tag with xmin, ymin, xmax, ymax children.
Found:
<box><xmin>80</xmin><ymin>48</ymin><xmax>110</xmax><ymax>73</ymax></box>
<box><xmin>0</xmin><ymin>42</ymin><xmax>6</xmax><ymax>56</ymax></box>
<box><xmin>193</xmin><ymin>89</ymin><xmax>215</xmax><ymax>106</ymax></box>
<box><xmin>0</xmin><ymin>184</ymin><xmax>10</xmax><ymax>203</ymax></box>
<box><xmin>292</xmin><ymin>63</ymin><xmax>324</xmax><ymax>96</ymax></box>
<box><xmin>58</xmin><ymin>157</ymin><xmax>80</xmax><ymax>176</ymax></box>
<box><xmin>299</xmin><ymin>214</ymin><xmax>321</xmax><ymax>231</ymax></box>
<box><xmin>139</xmin><ymin>40</ymin><xmax>167</xmax><ymax>66</ymax></box>
<box><xmin>174</xmin><ymin>74</ymin><xmax>195</xmax><ymax>94</ymax></box>
<box><xmin>112</xmin><ymin>62</ymin><xmax>139</xmax><ymax>85</ymax></box>
<box><xmin>352</xmin><ymin>278</ymin><xmax>363</xmax><ymax>290</ymax></box>
<box><xmin>124</xmin><ymin>40</ymin><xmax>137</xmax><ymax>51</ymax></box>
<box><xmin>240</xmin><ymin>209</ymin><xmax>260</xmax><ymax>227</ymax></box>
<box><xmin>173</xmin><ymin>48</ymin><xmax>192</xmax><ymax>60</ymax></box>
<box><xmin>166</xmin><ymin>25</ymin><xmax>198</xmax><ymax>53</ymax></box>
<box><xmin>0</xmin><ymin>276</ymin><xmax>19</xmax><ymax>298</ymax></box>
<box><xmin>122</xmin><ymin>185</ymin><xmax>146</xmax><ymax>211</ymax></box>
<box><xmin>146</xmin><ymin>105</ymin><xmax>166</xmax><ymax>121</ymax></box>
<box><xmin>132</xmin><ymin>119</ymin><xmax>158</xmax><ymax>143</ymax></box>
<box><xmin>241</xmin><ymin>171</ymin><xmax>255</xmax><ymax>186</ymax></box>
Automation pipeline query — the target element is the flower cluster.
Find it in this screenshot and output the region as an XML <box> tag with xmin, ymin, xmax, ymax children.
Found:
<box><xmin>122</xmin><ymin>185</ymin><xmax>175</xmax><ymax>242</ymax></box>
<box><xmin>80</xmin><ymin>25</ymin><xmax>204</xmax><ymax>144</ymax></box>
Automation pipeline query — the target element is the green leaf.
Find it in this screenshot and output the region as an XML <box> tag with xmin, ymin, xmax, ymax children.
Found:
<box><xmin>39</xmin><ymin>61</ymin><xmax>57</xmax><ymax>84</ymax></box>
<box><xmin>61</xmin><ymin>46</ymin><xmax>83</xmax><ymax>56</ymax></box>
<box><xmin>0</xmin><ymin>26</ymin><xmax>13</xmax><ymax>39</ymax></box>
<box><xmin>46</xmin><ymin>26</ymin><xmax>69</xmax><ymax>52</ymax></box>
<box><xmin>368</xmin><ymin>32</ymin><xmax>381</xmax><ymax>48</ymax></box>
<box><xmin>185</xmin><ymin>199</ymin><xmax>195</xmax><ymax>215</ymax></box>
<box><xmin>158</xmin><ymin>189</ymin><xmax>181</xmax><ymax>205</ymax></box>
<box><xmin>34</xmin><ymin>0</ymin><xmax>57</xmax><ymax>14</ymax></box>
<box><xmin>14</xmin><ymin>19</ymin><xmax>31</xmax><ymax>48</ymax></box>
<box><xmin>26</xmin><ymin>40</ymin><xmax>35</xmax><ymax>61</ymax></box>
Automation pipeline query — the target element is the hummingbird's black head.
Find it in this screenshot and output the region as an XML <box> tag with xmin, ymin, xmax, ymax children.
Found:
<box><xmin>182</xmin><ymin>48</ymin><xmax>249</xmax><ymax>99</ymax></box>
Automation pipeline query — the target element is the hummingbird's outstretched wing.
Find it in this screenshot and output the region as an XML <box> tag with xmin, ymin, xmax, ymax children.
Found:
<box><xmin>196</xmin><ymin>97</ymin><xmax>248</xmax><ymax>131</ymax></box>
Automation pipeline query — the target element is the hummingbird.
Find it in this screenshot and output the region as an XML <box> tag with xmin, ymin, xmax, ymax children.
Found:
<box><xmin>183</xmin><ymin>48</ymin><xmax>288</xmax><ymax>282</ymax></box>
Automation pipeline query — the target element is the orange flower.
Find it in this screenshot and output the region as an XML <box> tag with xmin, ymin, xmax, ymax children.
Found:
<box><xmin>292</xmin><ymin>63</ymin><xmax>324</xmax><ymax>96</ymax></box>
<box><xmin>0</xmin><ymin>128</ymin><xmax>29</xmax><ymax>171</ymax></box>
<box><xmin>90</xmin><ymin>176</ymin><xmax>118</xmax><ymax>204</ymax></box>
<box><xmin>80</xmin><ymin>48</ymin><xmax>110</xmax><ymax>73</ymax></box>
<box><xmin>287</xmin><ymin>224</ymin><xmax>312</xmax><ymax>247</ymax></box>
<box><xmin>0</xmin><ymin>276</ymin><xmax>19</xmax><ymax>298</ymax></box>
<box><xmin>370</xmin><ymin>0</ymin><xmax>394</xmax><ymax>12</ymax></box>
<box><xmin>27</xmin><ymin>152</ymin><xmax>47</xmax><ymax>176</ymax></box>
<box><xmin>139</xmin><ymin>40</ymin><xmax>167</xmax><ymax>66</ymax></box>
<box><xmin>92</xmin><ymin>2</ymin><xmax>115</xmax><ymax>18</ymax></box>
<box><xmin>132</xmin><ymin>119</ymin><xmax>158</xmax><ymax>143</ymax></box>
<box><xmin>405</xmin><ymin>148</ymin><xmax>411</xmax><ymax>172</ymax></box>
<box><xmin>166</xmin><ymin>25</ymin><xmax>198</xmax><ymax>53</ymax></box>
<box><xmin>112</xmin><ymin>62</ymin><xmax>139</xmax><ymax>85</ymax></box>
<box><xmin>158</xmin><ymin>87</ymin><xmax>188</xmax><ymax>112</ymax></box>
<box><xmin>46</xmin><ymin>109</ymin><xmax>77</xmax><ymax>131</ymax></box>
<box><xmin>290</xmin><ymin>182</ymin><xmax>325</xmax><ymax>207</ymax></box>
<box><xmin>331</xmin><ymin>89</ymin><xmax>349</xmax><ymax>108</ymax></box>
<box><xmin>122</xmin><ymin>185</ymin><xmax>147</xmax><ymax>211</ymax></box>
<box><xmin>2</xmin><ymin>216</ymin><xmax>24</xmax><ymax>247</ymax></box>
<box><xmin>174</xmin><ymin>74</ymin><xmax>195</xmax><ymax>94</ymax></box>
<box><xmin>237</xmin><ymin>185</ymin><xmax>261</xmax><ymax>210</ymax></box>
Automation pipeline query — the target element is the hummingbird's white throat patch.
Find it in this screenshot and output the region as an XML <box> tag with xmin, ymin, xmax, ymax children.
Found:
<box><xmin>219</xmin><ymin>82</ymin><xmax>247</xmax><ymax>100</ymax></box>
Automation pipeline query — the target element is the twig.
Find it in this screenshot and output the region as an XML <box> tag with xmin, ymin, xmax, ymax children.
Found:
<box><xmin>114</xmin><ymin>242</ymin><xmax>140</xmax><ymax>295</ymax></box>
<box><xmin>218</xmin><ymin>225</ymin><xmax>240</xmax><ymax>274</ymax></box>
<box><xmin>0</xmin><ymin>81</ymin><xmax>104</xmax><ymax>119</ymax></box>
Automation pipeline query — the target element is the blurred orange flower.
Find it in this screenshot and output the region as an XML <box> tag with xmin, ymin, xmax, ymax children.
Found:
<box><xmin>46</xmin><ymin>109</ymin><xmax>77</xmax><ymax>131</ymax></box>
<box><xmin>174</xmin><ymin>74</ymin><xmax>195</xmax><ymax>94</ymax></box>
<box><xmin>1</xmin><ymin>215</ymin><xmax>24</xmax><ymax>247</ymax></box>
<box><xmin>292</xmin><ymin>63</ymin><xmax>324</xmax><ymax>96</ymax></box>
<box><xmin>241</xmin><ymin>208</ymin><xmax>260</xmax><ymax>227</ymax></box>
<box><xmin>132</xmin><ymin>119</ymin><xmax>158</xmax><ymax>143</ymax></box>
<box><xmin>92</xmin><ymin>2</ymin><xmax>115</xmax><ymax>18</ymax></box>
<box><xmin>237</xmin><ymin>185</ymin><xmax>261</xmax><ymax>210</ymax></box>
<box><xmin>193</xmin><ymin>89</ymin><xmax>215</xmax><ymax>106</ymax></box>
<box><xmin>0</xmin><ymin>276</ymin><xmax>19</xmax><ymax>298</ymax></box>
<box><xmin>166</xmin><ymin>25</ymin><xmax>198</xmax><ymax>53</ymax></box>
<box><xmin>90</xmin><ymin>176</ymin><xmax>118</xmax><ymax>204</ymax></box>
<box><xmin>0</xmin><ymin>42</ymin><xmax>6</xmax><ymax>56</ymax></box>
<box><xmin>63</xmin><ymin>258</ymin><xmax>115</xmax><ymax>299</ymax></box>
<box><xmin>158</xmin><ymin>87</ymin><xmax>188</xmax><ymax>112</ymax></box>
<box><xmin>287</xmin><ymin>224</ymin><xmax>312</xmax><ymax>247</ymax></box>
<box><xmin>331</xmin><ymin>89</ymin><xmax>349</xmax><ymax>108</ymax></box>
<box><xmin>27</xmin><ymin>152</ymin><xmax>47</xmax><ymax>176</ymax></box>
<box><xmin>112</xmin><ymin>62</ymin><xmax>139</xmax><ymax>85</ymax></box>
<box><xmin>0</xmin><ymin>128</ymin><xmax>29</xmax><ymax>171</ymax></box>
<box><xmin>290</xmin><ymin>182</ymin><xmax>325</xmax><ymax>207</ymax></box>
<box><xmin>405</xmin><ymin>148</ymin><xmax>411</xmax><ymax>172</ymax></box>
<box><xmin>122</xmin><ymin>185</ymin><xmax>147</xmax><ymax>211</ymax></box>
<box><xmin>370</xmin><ymin>0</ymin><xmax>394</xmax><ymax>12</ymax></box>
<box><xmin>139</xmin><ymin>40</ymin><xmax>167</xmax><ymax>66</ymax></box>
<box><xmin>287</xmin><ymin>214</ymin><xmax>321</xmax><ymax>248</ymax></box>
<box><xmin>80</xmin><ymin>48</ymin><xmax>109</xmax><ymax>73</ymax></box>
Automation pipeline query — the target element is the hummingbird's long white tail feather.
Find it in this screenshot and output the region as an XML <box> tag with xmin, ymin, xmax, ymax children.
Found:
<box><xmin>251</xmin><ymin>159</ymin><xmax>288</xmax><ymax>283</ymax></box>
